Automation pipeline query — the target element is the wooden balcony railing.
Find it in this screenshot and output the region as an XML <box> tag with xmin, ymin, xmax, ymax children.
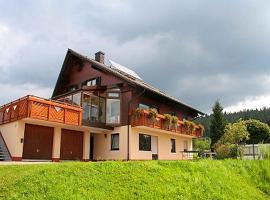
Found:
<box><xmin>131</xmin><ymin>109</ymin><xmax>203</xmax><ymax>137</ymax></box>
<box><xmin>0</xmin><ymin>95</ymin><xmax>82</xmax><ymax>126</ymax></box>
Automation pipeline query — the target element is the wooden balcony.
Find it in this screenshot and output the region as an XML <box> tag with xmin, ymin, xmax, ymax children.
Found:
<box><xmin>0</xmin><ymin>95</ymin><xmax>82</xmax><ymax>126</ymax></box>
<box><xmin>131</xmin><ymin>109</ymin><xmax>203</xmax><ymax>138</ymax></box>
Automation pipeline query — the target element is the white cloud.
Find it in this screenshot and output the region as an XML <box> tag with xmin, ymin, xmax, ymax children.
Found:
<box><xmin>0</xmin><ymin>83</ymin><xmax>52</xmax><ymax>105</ymax></box>
<box><xmin>0</xmin><ymin>23</ymin><xmax>29</xmax><ymax>72</ymax></box>
<box><xmin>224</xmin><ymin>94</ymin><xmax>270</xmax><ymax>113</ymax></box>
<box><xmin>0</xmin><ymin>1</ymin><xmax>270</xmax><ymax>113</ymax></box>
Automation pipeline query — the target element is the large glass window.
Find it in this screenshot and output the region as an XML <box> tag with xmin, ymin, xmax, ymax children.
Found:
<box><xmin>106</xmin><ymin>98</ymin><xmax>120</xmax><ymax>124</ymax></box>
<box><xmin>99</xmin><ymin>97</ymin><xmax>106</xmax><ymax>123</ymax></box>
<box><xmin>64</xmin><ymin>95</ymin><xmax>72</xmax><ymax>104</ymax></box>
<box><xmin>139</xmin><ymin>134</ymin><xmax>151</xmax><ymax>151</ymax></box>
<box><xmin>171</xmin><ymin>139</ymin><xmax>176</xmax><ymax>153</ymax></box>
<box><xmin>90</xmin><ymin>95</ymin><xmax>99</xmax><ymax>122</ymax></box>
<box><xmin>111</xmin><ymin>133</ymin><xmax>119</xmax><ymax>150</ymax></box>
<box><xmin>57</xmin><ymin>93</ymin><xmax>81</xmax><ymax>106</ymax></box>
<box><xmin>82</xmin><ymin>94</ymin><xmax>91</xmax><ymax>120</ymax></box>
<box><xmin>82</xmin><ymin>93</ymin><xmax>106</xmax><ymax>123</ymax></box>
<box><xmin>72</xmin><ymin>93</ymin><xmax>81</xmax><ymax>106</ymax></box>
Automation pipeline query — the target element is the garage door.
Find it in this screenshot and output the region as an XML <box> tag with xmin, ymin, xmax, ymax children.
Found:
<box><xmin>60</xmin><ymin>129</ymin><xmax>83</xmax><ymax>160</ymax></box>
<box><xmin>23</xmin><ymin>124</ymin><xmax>54</xmax><ymax>160</ymax></box>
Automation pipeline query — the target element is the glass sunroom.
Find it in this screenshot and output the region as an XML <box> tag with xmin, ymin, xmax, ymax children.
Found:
<box><xmin>55</xmin><ymin>89</ymin><xmax>121</xmax><ymax>129</ymax></box>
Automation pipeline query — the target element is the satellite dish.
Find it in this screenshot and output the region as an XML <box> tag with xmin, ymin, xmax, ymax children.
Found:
<box><xmin>109</xmin><ymin>60</ymin><xmax>142</xmax><ymax>80</ymax></box>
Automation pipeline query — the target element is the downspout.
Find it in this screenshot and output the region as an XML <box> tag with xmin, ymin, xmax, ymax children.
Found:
<box><xmin>127</xmin><ymin>88</ymin><xmax>146</xmax><ymax>161</ymax></box>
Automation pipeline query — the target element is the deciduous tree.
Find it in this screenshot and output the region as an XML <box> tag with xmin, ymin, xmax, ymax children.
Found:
<box><xmin>245</xmin><ymin>119</ymin><xmax>270</xmax><ymax>144</ymax></box>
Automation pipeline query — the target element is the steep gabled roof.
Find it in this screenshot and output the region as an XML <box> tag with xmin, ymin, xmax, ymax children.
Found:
<box><xmin>52</xmin><ymin>48</ymin><xmax>205</xmax><ymax>115</ymax></box>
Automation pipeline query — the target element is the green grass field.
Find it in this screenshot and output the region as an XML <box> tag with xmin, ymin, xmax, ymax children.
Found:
<box><xmin>0</xmin><ymin>160</ymin><xmax>269</xmax><ymax>200</ymax></box>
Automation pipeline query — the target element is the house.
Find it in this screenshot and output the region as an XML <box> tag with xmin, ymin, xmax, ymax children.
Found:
<box><xmin>0</xmin><ymin>49</ymin><xmax>204</xmax><ymax>162</ymax></box>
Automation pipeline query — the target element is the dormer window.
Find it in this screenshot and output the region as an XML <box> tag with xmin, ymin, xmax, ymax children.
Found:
<box><xmin>87</xmin><ymin>79</ymin><xmax>96</xmax><ymax>86</ymax></box>
<box><xmin>82</xmin><ymin>77</ymin><xmax>100</xmax><ymax>87</ymax></box>
<box><xmin>68</xmin><ymin>85</ymin><xmax>78</xmax><ymax>92</ymax></box>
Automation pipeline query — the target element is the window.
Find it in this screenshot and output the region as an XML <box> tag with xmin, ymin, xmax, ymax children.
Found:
<box><xmin>82</xmin><ymin>94</ymin><xmax>105</xmax><ymax>123</ymax></box>
<box><xmin>182</xmin><ymin>114</ymin><xmax>189</xmax><ymax>120</ymax></box>
<box><xmin>139</xmin><ymin>134</ymin><xmax>151</xmax><ymax>151</ymax></box>
<box><xmin>64</xmin><ymin>95</ymin><xmax>72</xmax><ymax>104</ymax></box>
<box><xmin>72</xmin><ymin>93</ymin><xmax>81</xmax><ymax>106</ymax></box>
<box><xmin>86</xmin><ymin>79</ymin><xmax>96</xmax><ymax>86</ymax></box>
<box><xmin>82</xmin><ymin>94</ymin><xmax>91</xmax><ymax>120</ymax></box>
<box><xmin>139</xmin><ymin>103</ymin><xmax>150</xmax><ymax>110</ymax></box>
<box><xmin>69</xmin><ymin>85</ymin><xmax>78</xmax><ymax>91</ymax></box>
<box><xmin>56</xmin><ymin>93</ymin><xmax>82</xmax><ymax>106</ymax></box>
<box><xmin>106</xmin><ymin>99</ymin><xmax>120</xmax><ymax>124</ymax></box>
<box><xmin>111</xmin><ymin>133</ymin><xmax>119</xmax><ymax>150</ymax></box>
<box><xmin>108</xmin><ymin>92</ymin><xmax>120</xmax><ymax>98</ymax></box>
<box><xmin>171</xmin><ymin>139</ymin><xmax>176</xmax><ymax>153</ymax></box>
<box><xmin>99</xmin><ymin>97</ymin><xmax>106</xmax><ymax>123</ymax></box>
<box><xmin>90</xmin><ymin>96</ymin><xmax>99</xmax><ymax>121</ymax></box>
<box><xmin>171</xmin><ymin>112</ymin><xmax>177</xmax><ymax>116</ymax></box>
<box><xmin>106</xmin><ymin>91</ymin><xmax>121</xmax><ymax>124</ymax></box>
<box><xmin>139</xmin><ymin>103</ymin><xmax>159</xmax><ymax>112</ymax></box>
<box><xmin>83</xmin><ymin>77</ymin><xmax>100</xmax><ymax>87</ymax></box>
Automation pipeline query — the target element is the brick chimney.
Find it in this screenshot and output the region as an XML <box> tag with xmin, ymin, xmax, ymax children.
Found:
<box><xmin>95</xmin><ymin>51</ymin><xmax>105</xmax><ymax>64</ymax></box>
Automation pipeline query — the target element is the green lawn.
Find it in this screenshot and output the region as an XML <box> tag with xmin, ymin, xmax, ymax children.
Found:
<box><xmin>0</xmin><ymin>160</ymin><xmax>269</xmax><ymax>200</ymax></box>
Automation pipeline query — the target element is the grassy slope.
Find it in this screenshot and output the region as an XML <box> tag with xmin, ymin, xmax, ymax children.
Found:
<box><xmin>0</xmin><ymin>160</ymin><xmax>269</xmax><ymax>200</ymax></box>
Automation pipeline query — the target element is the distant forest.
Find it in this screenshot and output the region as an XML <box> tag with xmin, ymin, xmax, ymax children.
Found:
<box><xmin>195</xmin><ymin>107</ymin><xmax>270</xmax><ymax>137</ymax></box>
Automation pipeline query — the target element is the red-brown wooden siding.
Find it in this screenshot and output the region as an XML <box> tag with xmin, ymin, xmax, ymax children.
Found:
<box><xmin>52</xmin><ymin>53</ymin><xmax>199</xmax><ymax>127</ymax></box>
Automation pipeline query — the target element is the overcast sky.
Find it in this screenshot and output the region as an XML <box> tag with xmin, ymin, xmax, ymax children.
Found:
<box><xmin>0</xmin><ymin>0</ymin><xmax>270</xmax><ymax>113</ymax></box>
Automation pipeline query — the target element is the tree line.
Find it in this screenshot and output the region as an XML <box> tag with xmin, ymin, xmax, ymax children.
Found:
<box><xmin>193</xmin><ymin>101</ymin><xmax>270</xmax><ymax>159</ymax></box>
<box><xmin>195</xmin><ymin>106</ymin><xmax>270</xmax><ymax>138</ymax></box>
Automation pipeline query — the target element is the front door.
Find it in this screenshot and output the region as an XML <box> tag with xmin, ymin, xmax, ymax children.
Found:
<box><xmin>22</xmin><ymin>124</ymin><xmax>53</xmax><ymax>160</ymax></box>
<box><xmin>60</xmin><ymin>129</ymin><xmax>83</xmax><ymax>160</ymax></box>
<box><xmin>89</xmin><ymin>135</ymin><xmax>94</xmax><ymax>160</ymax></box>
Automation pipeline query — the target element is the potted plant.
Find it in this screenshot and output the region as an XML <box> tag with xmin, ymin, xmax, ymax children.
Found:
<box><xmin>198</xmin><ymin>124</ymin><xmax>205</xmax><ymax>135</ymax></box>
<box><xmin>132</xmin><ymin>108</ymin><xmax>143</xmax><ymax>120</ymax></box>
<box><xmin>171</xmin><ymin>116</ymin><xmax>179</xmax><ymax>130</ymax></box>
<box><xmin>163</xmin><ymin>114</ymin><xmax>172</xmax><ymax>130</ymax></box>
<box><xmin>183</xmin><ymin>119</ymin><xmax>190</xmax><ymax>134</ymax></box>
<box><xmin>147</xmin><ymin>108</ymin><xmax>158</xmax><ymax>124</ymax></box>
<box><xmin>183</xmin><ymin>119</ymin><xmax>195</xmax><ymax>134</ymax></box>
<box><xmin>189</xmin><ymin>121</ymin><xmax>196</xmax><ymax>134</ymax></box>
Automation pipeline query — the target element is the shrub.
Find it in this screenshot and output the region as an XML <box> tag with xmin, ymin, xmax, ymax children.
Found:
<box><xmin>215</xmin><ymin>143</ymin><xmax>243</xmax><ymax>159</ymax></box>
<box><xmin>222</xmin><ymin>120</ymin><xmax>249</xmax><ymax>144</ymax></box>
<box><xmin>245</xmin><ymin>119</ymin><xmax>270</xmax><ymax>144</ymax></box>
<box><xmin>215</xmin><ymin>143</ymin><xmax>231</xmax><ymax>159</ymax></box>
<box><xmin>215</xmin><ymin>120</ymin><xmax>249</xmax><ymax>159</ymax></box>
<box><xmin>194</xmin><ymin>138</ymin><xmax>211</xmax><ymax>157</ymax></box>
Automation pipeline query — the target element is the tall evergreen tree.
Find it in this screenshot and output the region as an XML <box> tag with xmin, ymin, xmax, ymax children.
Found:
<box><xmin>210</xmin><ymin>101</ymin><xmax>227</xmax><ymax>145</ymax></box>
